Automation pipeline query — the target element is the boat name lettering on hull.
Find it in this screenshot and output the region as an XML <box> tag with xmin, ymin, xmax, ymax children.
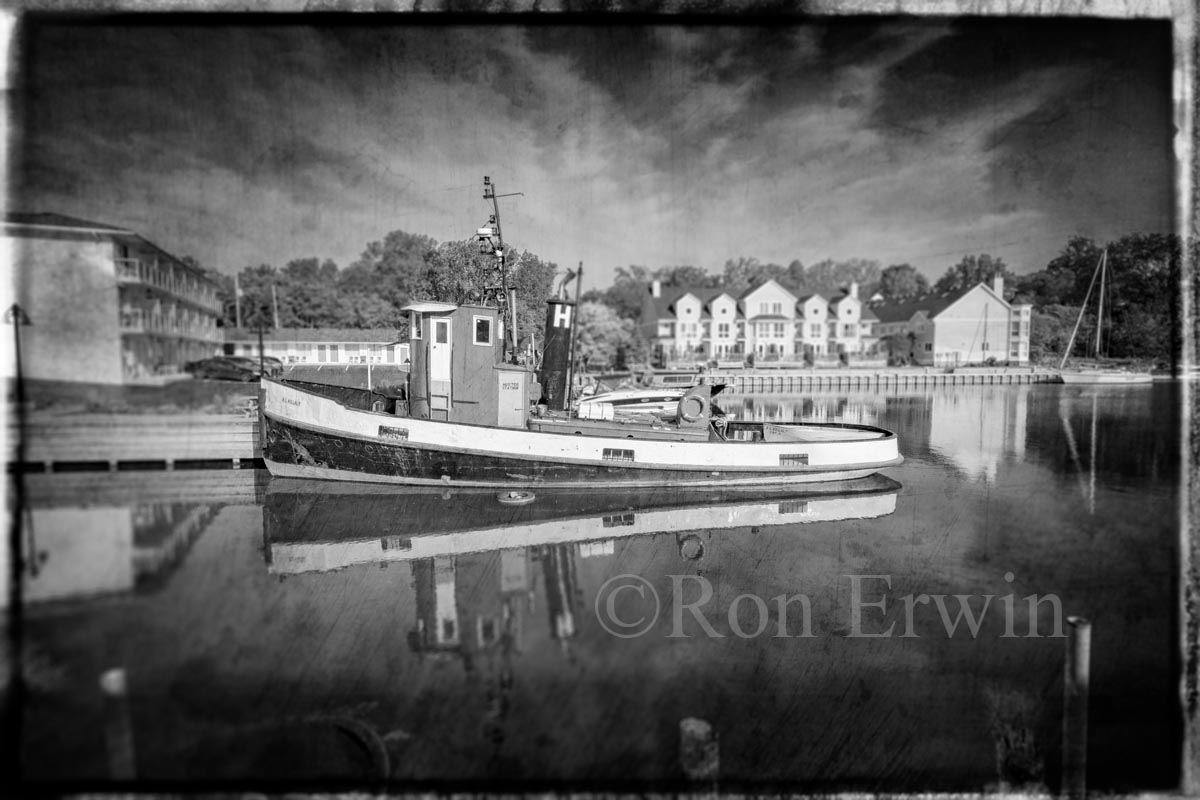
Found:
<box><xmin>379</xmin><ymin>425</ymin><xmax>410</xmax><ymax>441</ymax></box>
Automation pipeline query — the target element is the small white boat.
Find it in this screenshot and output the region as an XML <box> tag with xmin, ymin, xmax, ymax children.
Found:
<box><xmin>576</xmin><ymin>387</ymin><xmax>689</xmax><ymax>418</ymax></box>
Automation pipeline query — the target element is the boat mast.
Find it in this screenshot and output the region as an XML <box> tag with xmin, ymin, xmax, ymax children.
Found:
<box><xmin>1058</xmin><ymin>249</ymin><xmax>1105</xmax><ymax>370</ymax></box>
<box><xmin>1093</xmin><ymin>249</ymin><xmax>1106</xmax><ymax>359</ymax></box>
<box><xmin>480</xmin><ymin>176</ymin><xmax>523</xmax><ymax>364</ymax></box>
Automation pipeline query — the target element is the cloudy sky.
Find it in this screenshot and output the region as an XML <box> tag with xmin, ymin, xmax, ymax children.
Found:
<box><xmin>12</xmin><ymin>18</ymin><xmax>1175</xmax><ymax>289</ymax></box>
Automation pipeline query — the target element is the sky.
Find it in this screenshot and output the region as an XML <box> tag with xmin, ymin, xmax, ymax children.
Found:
<box><xmin>11</xmin><ymin>17</ymin><xmax>1176</xmax><ymax>290</ymax></box>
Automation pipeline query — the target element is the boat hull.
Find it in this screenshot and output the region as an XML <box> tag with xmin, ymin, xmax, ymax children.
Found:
<box><xmin>1059</xmin><ymin>371</ymin><xmax>1153</xmax><ymax>385</ymax></box>
<box><xmin>261</xmin><ymin>380</ymin><xmax>902</xmax><ymax>488</ymax></box>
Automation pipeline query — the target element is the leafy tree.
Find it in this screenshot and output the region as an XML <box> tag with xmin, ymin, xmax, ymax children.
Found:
<box><xmin>344</xmin><ymin>230</ymin><xmax>439</xmax><ymax>312</ymax></box>
<box><xmin>802</xmin><ymin>258</ymin><xmax>881</xmax><ymax>298</ymax></box>
<box><xmin>721</xmin><ymin>256</ymin><xmax>762</xmax><ymax>296</ymax></box>
<box><xmin>232</xmin><ymin>264</ymin><xmax>279</xmax><ymax>328</ymax></box>
<box><xmin>658</xmin><ymin>264</ymin><xmax>718</xmax><ymax>288</ymax></box>
<box><xmin>1029</xmin><ymin>304</ymin><xmax>1083</xmax><ymax>363</ymax></box>
<box><xmin>1043</xmin><ymin>233</ymin><xmax>1180</xmax><ymax>362</ymax></box>
<box><xmin>508</xmin><ymin>249</ymin><xmax>559</xmax><ymax>351</ymax></box>
<box><xmin>786</xmin><ymin>259</ymin><xmax>806</xmax><ymax>292</ymax></box>
<box><xmin>277</xmin><ymin>257</ymin><xmax>342</xmax><ymax>327</ymax></box>
<box><xmin>932</xmin><ymin>254</ymin><xmax>1009</xmax><ymax>295</ymax></box>
<box><xmin>595</xmin><ymin>265</ymin><xmax>655</xmax><ymax>320</ymax></box>
<box><xmin>574</xmin><ymin>300</ymin><xmax>637</xmax><ymax>372</ymax></box>
<box><xmin>878</xmin><ymin>264</ymin><xmax>929</xmax><ymax>301</ymax></box>
<box><xmin>421</xmin><ymin>239</ymin><xmax>499</xmax><ymax>304</ymax></box>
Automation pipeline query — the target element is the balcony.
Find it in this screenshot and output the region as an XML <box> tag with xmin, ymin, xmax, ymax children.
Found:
<box><xmin>115</xmin><ymin>257</ymin><xmax>223</xmax><ymax>316</ymax></box>
<box><xmin>119</xmin><ymin>310</ymin><xmax>220</xmax><ymax>342</ymax></box>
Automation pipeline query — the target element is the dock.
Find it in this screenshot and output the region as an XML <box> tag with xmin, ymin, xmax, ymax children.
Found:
<box><xmin>714</xmin><ymin>368</ymin><xmax>1061</xmax><ymax>394</ymax></box>
<box><xmin>8</xmin><ymin>412</ymin><xmax>262</xmax><ymax>473</ymax></box>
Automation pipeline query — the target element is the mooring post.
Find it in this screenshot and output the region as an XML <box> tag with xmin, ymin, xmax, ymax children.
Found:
<box><xmin>1062</xmin><ymin>616</ymin><xmax>1091</xmax><ymax>799</ymax></box>
<box><xmin>679</xmin><ymin>717</ymin><xmax>718</xmax><ymax>788</ymax></box>
<box><xmin>100</xmin><ymin>668</ymin><xmax>136</xmax><ymax>780</ymax></box>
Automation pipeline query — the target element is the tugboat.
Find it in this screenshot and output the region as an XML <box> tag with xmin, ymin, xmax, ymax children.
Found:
<box><xmin>259</xmin><ymin>178</ymin><xmax>902</xmax><ymax>488</ymax></box>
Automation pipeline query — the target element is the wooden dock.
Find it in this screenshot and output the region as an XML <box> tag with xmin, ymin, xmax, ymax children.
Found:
<box><xmin>9</xmin><ymin>412</ymin><xmax>261</xmax><ymax>472</ymax></box>
<box><xmin>716</xmin><ymin>368</ymin><xmax>1061</xmax><ymax>394</ymax></box>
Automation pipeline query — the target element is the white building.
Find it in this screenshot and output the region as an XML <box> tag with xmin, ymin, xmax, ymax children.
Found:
<box><xmin>641</xmin><ymin>278</ymin><xmax>881</xmax><ymax>367</ymax></box>
<box><xmin>3</xmin><ymin>213</ymin><xmax>223</xmax><ymax>383</ymax></box>
<box><xmin>869</xmin><ymin>277</ymin><xmax>1032</xmax><ymax>366</ymax></box>
<box><xmin>222</xmin><ymin>327</ymin><xmax>410</xmax><ymax>365</ymax></box>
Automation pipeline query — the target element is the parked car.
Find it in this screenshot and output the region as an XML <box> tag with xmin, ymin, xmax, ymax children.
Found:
<box><xmin>260</xmin><ymin>356</ymin><xmax>285</xmax><ymax>376</ymax></box>
<box><xmin>184</xmin><ymin>356</ymin><xmax>262</xmax><ymax>382</ymax></box>
<box><xmin>226</xmin><ymin>355</ymin><xmax>283</xmax><ymax>378</ymax></box>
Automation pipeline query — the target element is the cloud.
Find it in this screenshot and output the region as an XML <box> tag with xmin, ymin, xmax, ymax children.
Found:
<box><xmin>12</xmin><ymin>19</ymin><xmax>1174</xmax><ymax>289</ymax></box>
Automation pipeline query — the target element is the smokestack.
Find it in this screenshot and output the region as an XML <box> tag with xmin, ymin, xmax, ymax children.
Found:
<box><xmin>849</xmin><ymin>281</ymin><xmax>859</xmax><ymax>299</ymax></box>
<box><xmin>539</xmin><ymin>299</ymin><xmax>575</xmax><ymax>411</ymax></box>
<box><xmin>651</xmin><ymin>279</ymin><xmax>662</xmax><ymax>298</ymax></box>
<box><xmin>992</xmin><ymin>275</ymin><xmax>1004</xmax><ymax>297</ymax></box>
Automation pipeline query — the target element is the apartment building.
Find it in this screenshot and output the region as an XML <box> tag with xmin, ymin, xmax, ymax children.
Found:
<box><xmin>3</xmin><ymin>213</ymin><xmax>222</xmax><ymax>383</ymax></box>
<box><xmin>642</xmin><ymin>279</ymin><xmax>879</xmax><ymax>366</ymax></box>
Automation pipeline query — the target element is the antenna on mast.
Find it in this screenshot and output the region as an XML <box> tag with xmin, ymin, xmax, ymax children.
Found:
<box><xmin>474</xmin><ymin>176</ymin><xmax>524</xmax><ymax>363</ymax></box>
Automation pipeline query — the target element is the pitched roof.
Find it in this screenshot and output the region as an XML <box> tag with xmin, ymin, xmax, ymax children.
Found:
<box><xmin>860</xmin><ymin>306</ymin><xmax>880</xmax><ymax>322</ymax></box>
<box><xmin>4</xmin><ymin>212</ymin><xmax>133</xmax><ymax>233</ymax></box>
<box><xmin>867</xmin><ymin>285</ymin><xmax>980</xmax><ymax>323</ymax></box>
<box><xmin>645</xmin><ymin>285</ymin><xmax>730</xmax><ymax>319</ymax></box>
<box><xmin>223</xmin><ymin>327</ymin><xmax>404</xmax><ymax>343</ymax></box>
<box><xmin>737</xmin><ymin>278</ymin><xmax>796</xmax><ymax>301</ymax></box>
<box><xmin>829</xmin><ymin>292</ymin><xmax>861</xmax><ymax>307</ymax></box>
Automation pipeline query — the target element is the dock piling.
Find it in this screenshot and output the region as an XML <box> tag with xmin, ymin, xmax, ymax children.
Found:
<box><xmin>100</xmin><ymin>667</ymin><xmax>136</xmax><ymax>780</ymax></box>
<box><xmin>1061</xmin><ymin>616</ymin><xmax>1091</xmax><ymax>799</ymax></box>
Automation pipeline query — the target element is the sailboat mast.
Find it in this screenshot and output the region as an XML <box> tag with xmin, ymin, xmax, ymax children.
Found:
<box><xmin>1059</xmin><ymin>249</ymin><xmax>1105</xmax><ymax>370</ymax></box>
<box><xmin>1093</xmin><ymin>250</ymin><xmax>1106</xmax><ymax>358</ymax></box>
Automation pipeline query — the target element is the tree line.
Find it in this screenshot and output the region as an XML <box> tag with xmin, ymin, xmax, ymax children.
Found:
<box><xmin>202</xmin><ymin>230</ymin><xmax>559</xmax><ymax>350</ymax></box>
<box><xmin>199</xmin><ymin>228</ymin><xmax>1181</xmax><ymax>370</ymax></box>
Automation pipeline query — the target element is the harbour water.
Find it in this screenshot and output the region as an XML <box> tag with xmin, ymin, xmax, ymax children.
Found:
<box><xmin>12</xmin><ymin>382</ymin><xmax>1182</xmax><ymax>791</ymax></box>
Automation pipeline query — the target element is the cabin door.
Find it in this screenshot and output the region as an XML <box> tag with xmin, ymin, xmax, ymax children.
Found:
<box><xmin>429</xmin><ymin>317</ymin><xmax>452</xmax><ymax>420</ymax></box>
<box><xmin>496</xmin><ymin>371</ymin><xmax>526</xmax><ymax>428</ymax></box>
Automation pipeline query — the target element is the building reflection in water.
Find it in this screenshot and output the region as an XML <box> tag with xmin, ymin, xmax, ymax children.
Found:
<box><xmin>9</xmin><ymin>470</ymin><xmax>263</xmax><ymax>606</ymax></box>
<box><xmin>723</xmin><ymin>386</ymin><xmax>1030</xmax><ymax>484</ymax></box>
<box><xmin>17</xmin><ymin>502</ymin><xmax>222</xmax><ymax>605</ymax></box>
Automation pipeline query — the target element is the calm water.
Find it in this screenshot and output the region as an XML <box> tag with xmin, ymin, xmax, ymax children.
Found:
<box><xmin>12</xmin><ymin>383</ymin><xmax>1182</xmax><ymax>791</ymax></box>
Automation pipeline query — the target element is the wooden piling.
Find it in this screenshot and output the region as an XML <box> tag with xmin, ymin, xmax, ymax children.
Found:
<box><xmin>1062</xmin><ymin>616</ymin><xmax>1091</xmax><ymax>799</ymax></box>
<box><xmin>680</xmin><ymin>717</ymin><xmax>719</xmax><ymax>783</ymax></box>
<box><xmin>100</xmin><ymin>668</ymin><xmax>136</xmax><ymax>780</ymax></box>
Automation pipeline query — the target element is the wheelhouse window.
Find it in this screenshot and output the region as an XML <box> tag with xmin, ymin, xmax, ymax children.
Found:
<box><xmin>473</xmin><ymin>315</ymin><xmax>493</xmax><ymax>346</ymax></box>
<box><xmin>410</xmin><ymin>313</ymin><xmax>422</xmax><ymax>339</ymax></box>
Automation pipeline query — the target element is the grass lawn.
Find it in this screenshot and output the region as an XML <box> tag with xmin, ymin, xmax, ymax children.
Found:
<box><xmin>13</xmin><ymin>377</ymin><xmax>259</xmax><ymax>415</ymax></box>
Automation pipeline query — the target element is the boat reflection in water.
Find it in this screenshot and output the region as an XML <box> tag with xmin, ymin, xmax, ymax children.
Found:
<box><xmin>263</xmin><ymin>474</ymin><xmax>902</xmax><ymax>575</ymax></box>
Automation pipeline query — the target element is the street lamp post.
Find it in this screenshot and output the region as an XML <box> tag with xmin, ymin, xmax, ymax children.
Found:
<box><xmin>4</xmin><ymin>302</ymin><xmax>31</xmax><ymax>780</ymax></box>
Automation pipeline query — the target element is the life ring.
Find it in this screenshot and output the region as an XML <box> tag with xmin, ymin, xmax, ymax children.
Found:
<box><xmin>498</xmin><ymin>490</ymin><xmax>536</xmax><ymax>506</ymax></box>
<box><xmin>678</xmin><ymin>393</ymin><xmax>708</xmax><ymax>422</ymax></box>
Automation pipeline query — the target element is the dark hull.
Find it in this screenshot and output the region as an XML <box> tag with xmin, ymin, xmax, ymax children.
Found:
<box><xmin>262</xmin><ymin>415</ymin><xmax>891</xmax><ymax>487</ymax></box>
<box><xmin>264</xmin><ymin>473</ymin><xmax>904</xmax><ymax>543</ymax></box>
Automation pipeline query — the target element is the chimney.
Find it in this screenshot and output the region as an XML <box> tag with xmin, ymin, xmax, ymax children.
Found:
<box><xmin>849</xmin><ymin>281</ymin><xmax>859</xmax><ymax>299</ymax></box>
<box><xmin>651</xmin><ymin>279</ymin><xmax>662</xmax><ymax>299</ymax></box>
<box><xmin>992</xmin><ymin>275</ymin><xmax>1004</xmax><ymax>297</ymax></box>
